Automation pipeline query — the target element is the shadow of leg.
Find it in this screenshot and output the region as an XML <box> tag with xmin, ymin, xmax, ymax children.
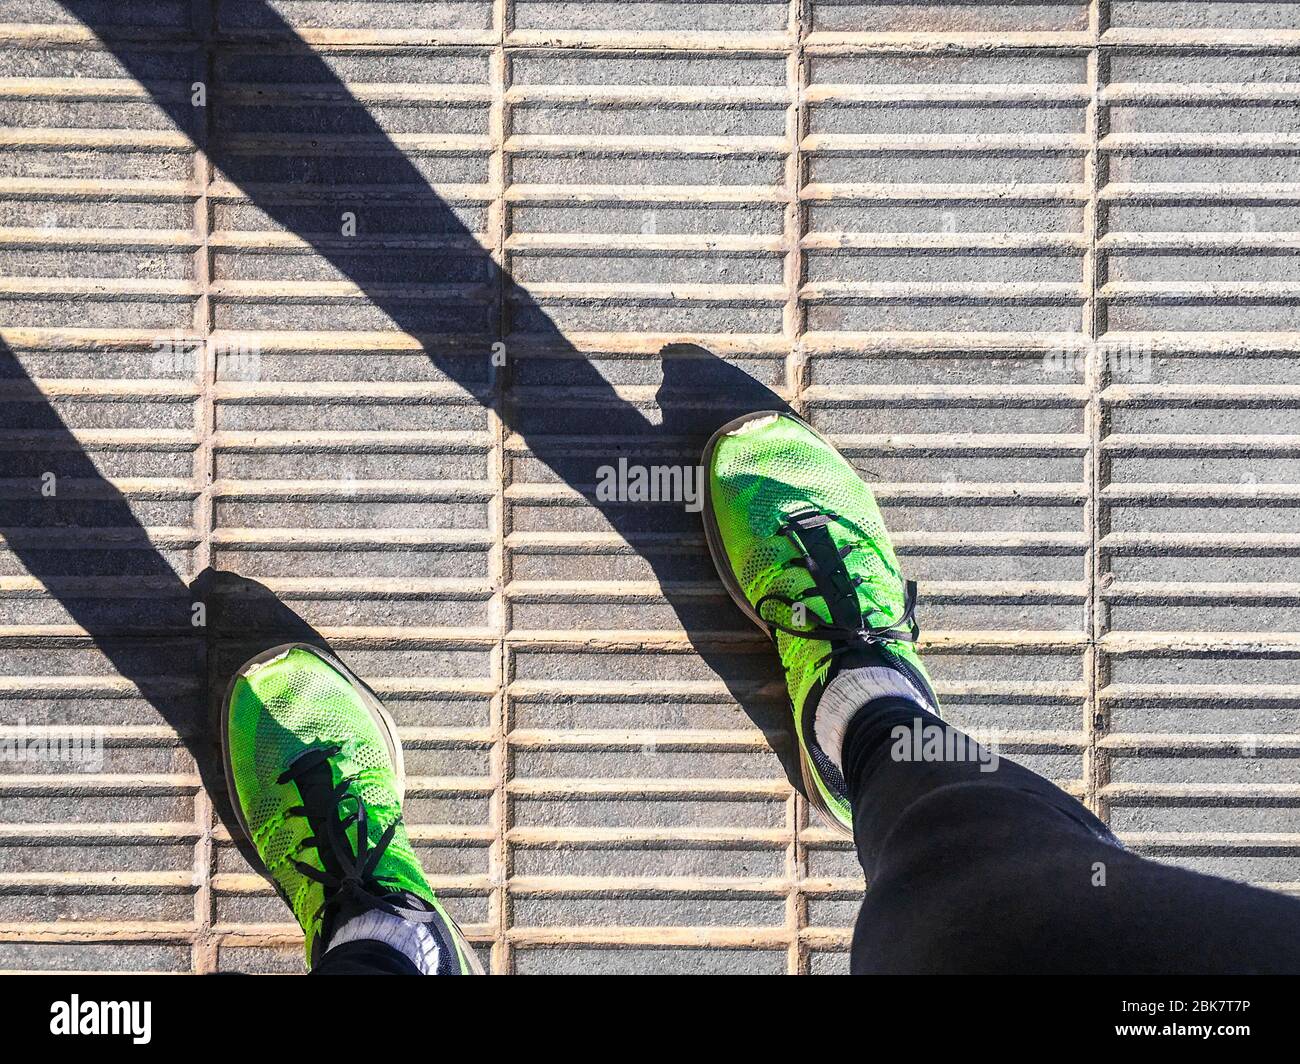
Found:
<box><xmin>43</xmin><ymin>3</ymin><xmax>819</xmax><ymax>826</ymax></box>
<box><xmin>0</xmin><ymin>334</ymin><xmax>347</xmax><ymax>852</ymax></box>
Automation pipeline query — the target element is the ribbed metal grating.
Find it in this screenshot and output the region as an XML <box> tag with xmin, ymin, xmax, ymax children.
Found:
<box><xmin>0</xmin><ymin>0</ymin><xmax>1298</xmax><ymax>974</ymax></box>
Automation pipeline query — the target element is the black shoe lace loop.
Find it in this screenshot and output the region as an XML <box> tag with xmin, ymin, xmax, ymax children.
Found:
<box><xmin>276</xmin><ymin>744</ymin><xmax>439</xmax><ymax>926</ymax></box>
<box><xmin>754</xmin><ymin>509</ymin><xmax>920</xmax><ymax>664</ymax></box>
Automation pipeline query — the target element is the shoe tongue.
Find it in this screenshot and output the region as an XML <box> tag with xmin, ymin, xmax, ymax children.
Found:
<box><xmin>292</xmin><ymin>752</ymin><xmax>340</xmax><ymax>811</ymax></box>
<box><xmin>287</xmin><ymin>744</ymin><xmax>386</xmax><ymax>886</ymax></box>
<box><xmin>778</xmin><ymin>513</ymin><xmax>863</xmax><ymax>632</ymax></box>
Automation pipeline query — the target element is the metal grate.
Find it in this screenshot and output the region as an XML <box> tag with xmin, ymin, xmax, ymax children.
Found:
<box><xmin>0</xmin><ymin>0</ymin><xmax>1298</xmax><ymax>974</ymax></box>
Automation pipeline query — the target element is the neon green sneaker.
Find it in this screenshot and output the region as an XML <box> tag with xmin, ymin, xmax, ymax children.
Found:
<box><xmin>221</xmin><ymin>643</ymin><xmax>481</xmax><ymax>973</ymax></box>
<box><xmin>702</xmin><ymin>411</ymin><xmax>940</xmax><ymax>836</ymax></box>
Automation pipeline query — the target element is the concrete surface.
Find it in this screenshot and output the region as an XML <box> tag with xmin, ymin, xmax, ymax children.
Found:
<box><xmin>1</xmin><ymin>0</ymin><xmax>1299</xmax><ymax>974</ymax></box>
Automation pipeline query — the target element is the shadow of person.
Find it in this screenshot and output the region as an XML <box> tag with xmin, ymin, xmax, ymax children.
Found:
<box><xmin>656</xmin><ymin>346</ymin><xmax>802</xmax><ymax>784</ymax></box>
<box><xmin>193</xmin><ymin>565</ymin><xmax>340</xmax><ymax>868</ymax></box>
<box><xmin>0</xmin><ymin>335</ymin><xmax>352</xmax><ymax>841</ymax></box>
<box><xmin>12</xmin><ymin>5</ymin><xmax>813</xmax><ymax>811</ymax></box>
<box><xmin>0</xmin><ymin>336</ymin><xmax>239</xmax><ymax>834</ymax></box>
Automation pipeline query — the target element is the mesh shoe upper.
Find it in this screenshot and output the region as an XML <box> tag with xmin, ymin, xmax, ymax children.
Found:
<box><xmin>223</xmin><ymin>645</ymin><xmax>468</xmax><ymax>970</ymax></box>
<box><xmin>705</xmin><ymin>412</ymin><xmax>937</xmax><ymax>830</ymax></box>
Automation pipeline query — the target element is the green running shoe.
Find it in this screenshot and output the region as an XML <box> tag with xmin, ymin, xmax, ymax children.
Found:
<box><xmin>221</xmin><ymin>643</ymin><xmax>481</xmax><ymax>973</ymax></box>
<box><xmin>701</xmin><ymin>411</ymin><xmax>940</xmax><ymax>836</ymax></box>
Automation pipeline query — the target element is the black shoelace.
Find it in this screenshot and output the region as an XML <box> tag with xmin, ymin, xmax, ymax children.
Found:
<box><xmin>754</xmin><ymin>509</ymin><xmax>920</xmax><ymax>669</ymax></box>
<box><xmin>278</xmin><ymin>744</ymin><xmax>440</xmax><ymax>927</ymax></box>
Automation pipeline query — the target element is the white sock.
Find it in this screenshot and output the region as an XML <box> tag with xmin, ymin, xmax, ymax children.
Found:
<box><xmin>325</xmin><ymin>909</ymin><xmax>441</xmax><ymax>974</ymax></box>
<box><xmin>813</xmin><ymin>666</ymin><xmax>929</xmax><ymax>771</ymax></box>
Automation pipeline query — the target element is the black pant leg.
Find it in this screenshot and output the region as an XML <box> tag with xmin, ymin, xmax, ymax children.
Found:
<box><xmin>843</xmin><ymin>698</ymin><xmax>1300</xmax><ymax>974</ymax></box>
